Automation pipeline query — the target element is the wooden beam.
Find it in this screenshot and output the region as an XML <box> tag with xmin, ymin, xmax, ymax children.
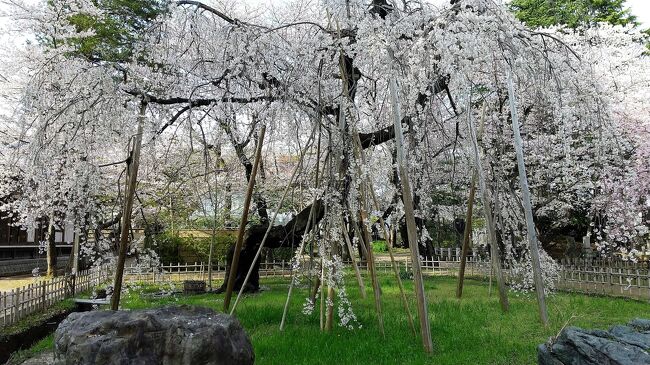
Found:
<box><xmin>111</xmin><ymin>101</ymin><xmax>147</xmax><ymax>310</ymax></box>
<box><xmin>223</xmin><ymin>125</ymin><xmax>266</xmax><ymax>312</ymax></box>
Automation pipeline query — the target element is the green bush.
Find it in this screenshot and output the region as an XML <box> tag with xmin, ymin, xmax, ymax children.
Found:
<box><xmin>372</xmin><ymin>240</ymin><xmax>388</xmax><ymax>253</ymax></box>
<box><xmin>145</xmin><ymin>231</ymin><xmax>236</xmax><ymax>264</ymax></box>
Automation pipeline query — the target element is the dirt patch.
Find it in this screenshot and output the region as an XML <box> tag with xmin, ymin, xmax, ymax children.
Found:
<box><xmin>0</xmin><ymin>275</ymin><xmax>42</xmax><ymax>292</ymax></box>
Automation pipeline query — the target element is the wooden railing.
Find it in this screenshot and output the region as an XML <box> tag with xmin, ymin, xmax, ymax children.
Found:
<box><xmin>557</xmin><ymin>265</ymin><xmax>650</xmax><ymax>300</ymax></box>
<box><xmin>4</xmin><ymin>256</ymin><xmax>647</xmax><ymax>329</ymax></box>
<box><xmin>124</xmin><ymin>261</ymin><xmax>298</xmax><ymax>283</ymax></box>
<box><xmin>125</xmin><ymin>257</ymin><xmax>649</xmax><ymax>301</ymax></box>
<box><xmin>0</xmin><ymin>266</ymin><xmax>110</xmax><ymax>328</ymax></box>
<box><xmin>123</xmin><ymin>257</ymin><xmax>493</xmax><ymax>284</ymax></box>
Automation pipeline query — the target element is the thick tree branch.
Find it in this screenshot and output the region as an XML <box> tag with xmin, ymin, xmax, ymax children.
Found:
<box><xmin>176</xmin><ymin>0</ymin><xmax>237</xmax><ymax>24</ymax></box>
<box><xmin>126</xmin><ymin>90</ymin><xmax>276</xmax><ymax>106</ymax></box>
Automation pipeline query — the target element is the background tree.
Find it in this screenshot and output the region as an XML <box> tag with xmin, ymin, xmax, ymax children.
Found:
<box><xmin>510</xmin><ymin>0</ymin><xmax>638</xmax><ymax>28</ymax></box>
<box><xmin>61</xmin><ymin>0</ymin><xmax>168</xmax><ymax>63</ymax></box>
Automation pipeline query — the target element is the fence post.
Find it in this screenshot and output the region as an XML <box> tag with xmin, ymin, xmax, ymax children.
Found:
<box><xmin>608</xmin><ymin>268</ymin><xmax>613</xmax><ymax>295</ymax></box>
<box><xmin>41</xmin><ymin>281</ymin><xmax>46</xmax><ymax>311</ymax></box>
<box><xmin>12</xmin><ymin>288</ymin><xmax>19</xmax><ymax>324</ymax></box>
<box><xmin>636</xmin><ymin>269</ymin><xmax>641</xmax><ymax>298</ymax></box>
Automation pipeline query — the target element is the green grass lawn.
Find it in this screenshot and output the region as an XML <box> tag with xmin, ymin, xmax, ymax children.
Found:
<box><xmin>117</xmin><ymin>274</ymin><xmax>650</xmax><ymax>365</ymax></box>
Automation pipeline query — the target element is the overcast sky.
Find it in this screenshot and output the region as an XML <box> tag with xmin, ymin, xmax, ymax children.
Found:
<box><xmin>627</xmin><ymin>0</ymin><xmax>650</xmax><ymax>27</ymax></box>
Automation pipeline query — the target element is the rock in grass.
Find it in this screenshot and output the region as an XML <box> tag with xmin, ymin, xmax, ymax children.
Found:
<box><xmin>538</xmin><ymin>318</ymin><xmax>650</xmax><ymax>365</ymax></box>
<box><xmin>54</xmin><ymin>306</ymin><xmax>254</xmax><ymax>365</ymax></box>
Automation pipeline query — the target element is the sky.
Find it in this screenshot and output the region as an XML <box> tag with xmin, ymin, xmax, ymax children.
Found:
<box><xmin>627</xmin><ymin>0</ymin><xmax>650</xmax><ymax>27</ymax></box>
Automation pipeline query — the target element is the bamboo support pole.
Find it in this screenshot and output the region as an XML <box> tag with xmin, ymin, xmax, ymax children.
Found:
<box><xmin>308</xmin><ymin>60</ymin><xmax>325</xmax><ymax>301</ymax></box>
<box><xmin>333</xmin><ymin>41</ymin><xmax>384</xmax><ymax>335</ymax></box>
<box><xmin>223</xmin><ymin>125</ymin><xmax>266</xmax><ymax>312</ymax></box>
<box><xmin>368</xmin><ymin>186</ymin><xmax>416</xmax><ymax>337</ymax></box>
<box><xmin>319</xmin><ymin>253</ymin><xmax>325</xmax><ymax>330</ymax></box>
<box><xmin>389</xmin><ymin>76</ymin><xmax>434</xmax><ymax>353</ymax></box>
<box><xmin>279</xmin><ymin>280</ymin><xmax>294</xmax><ymax>330</ymax></box>
<box><xmin>325</xmin><ymin>283</ymin><xmax>335</xmax><ymax>331</ymax></box>
<box><xmin>230</xmin><ymin>124</ymin><xmax>317</xmax><ymax>315</ymax></box>
<box><xmin>356</xmin><ymin>129</ymin><xmax>415</xmax><ymax>336</ymax></box>
<box><xmin>506</xmin><ymin>68</ymin><xmax>548</xmax><ymax>325</ymax></box>
<box><xmin>466</xmin><ymin>98</ymin><xmax>509</xmax><ymax>312</ymax></box>
<box><xmin>344</xmin><ymin>126</ymin><xmax>385</xmax><ymax>335</ymax></box>
<box><xmin>357</xmin><ymin>204</ymin><xmax>385</xmax><ymax>336</ymax></box>
<box><xmin>456</xmin><ymin>173</ymin><xmax>476</xmax><ymax>298</ymax></box>
<box><xmin>280</xmin><ymin>190</ymin><xmax>321</xmax><ymax>330</ymax></box>
<box><xmin>341</xmin><ymin>217</ymin><xmax>367</xmax><ymax>299</ymax></box>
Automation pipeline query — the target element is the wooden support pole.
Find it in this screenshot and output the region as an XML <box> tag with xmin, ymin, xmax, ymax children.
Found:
<box><xmin>341</xmin><ymin>218</ymin><xmax>367</xmax><ymax>299</ymax></box>
<box><xmin>506</xmin><ymin>68</ymin><xmax>548</xmax><ymax>325</ymax></box>
<box><xmin>389</xmin><ymin>76</ymin><xmax>433</xmax><ymax>353</ymax></box>
<box><xmin>111</xmin><ymin>101</ymin><xmax>147</xmax><ymax>311</ymax></box>
<box><xmin>346</xmin><ymin>120</ymin><xmax>385</xmax><ymax>336</ymax></box>
<box><xmin>357</xmin><ymin>204</ymin><xmax>385</xmax><ymax>336</ymax></box>
<box><xmin>467</xmin><ymin>97</ymin><xmax>509</xmax><ymax>312</ymax></box>
<box><xmin>280</xmin><ymin>192</ymin><xmax>320</xmax><ymax>330</ymax></box>
<box><xmin>46</xmin><ymin>214</ymin><xmax>57</xmax><ymax>278</ymax></box>
<box><xmin>223</xmin><ymin>125</ymin><xmax>266</xmax><ymax>312</ymax></box>
<box><xmin>319</xmin><ymin>254</ymin><xmax>325</xmax><ymax>330</ymax></box>
<box><xmin>72</xmin><ymin>229</ymin><xmax>80</xmax><ymax>276</ymax></box>
<box><xmin>207</xmin><ymin>236</ymin><xmax>215</xmax><ymax>291</ymax></box>
<box><xmin>367</xmin><ymin>184</ymin><xmax>416</xmax><ymax>337</ymax></box>
<box><xmin>71</xmin><ymin>229</ymin><xmax>80</xmax><ymax>296</ymax></box>
<box><xmin>230</xmin><ymin>124</ymin><xmax>317</xmax><ymax>315</ymax></box>
<box><xmin>325</xmin><ymin>284</ymin><xmax>335</xmax><ymax>331</ymax></box>
<box><xmin>208</xmin><ymin>168</ymin><xmax>219</xmax><ymax>292</ymax></box>
<box><xmin>456</xmin><ymin>173</ymin><xmax>477</xmax><ymax>299</ymax></box>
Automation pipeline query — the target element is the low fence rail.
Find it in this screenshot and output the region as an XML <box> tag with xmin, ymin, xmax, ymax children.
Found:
<box><xmin>557</xmin><ymin>265</ymin><xmax>650</xmax><ymax>300</ymax></box>
<box><xmin>124</xmin><ymin>261</ymin><xmax>300</xmax><ymax>283</ymax></box>
<box><xmin>0</xmin><ymin>266</ymin><xmax>110</xmax><ymax>328</ymax></box>
<box><xmin>3</xmin><ymin>256</ymin><xmax>648</xmax><ymax>329</ymax></box>
<box><xmin>124</xmin><ymin>257</ymin><xmax>649</xmax><ymax>301</ymax></box>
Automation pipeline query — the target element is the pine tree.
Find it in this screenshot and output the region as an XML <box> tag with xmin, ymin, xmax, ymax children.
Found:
<box><xmin>510</xmin><ymin>0</ymin><xmax>637</xmax><ymax>28</ymax></box>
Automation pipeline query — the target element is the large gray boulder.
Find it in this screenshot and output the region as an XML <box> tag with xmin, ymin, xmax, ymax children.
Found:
<box><xmin>54</xmin><ymin>306</ymin><xmax>254</xmax><ymax>365</ymax></box>
<box><xmin>538</xmin><ymin>318</ymin><xmax>650</xmax><ymax>365</ymax></box>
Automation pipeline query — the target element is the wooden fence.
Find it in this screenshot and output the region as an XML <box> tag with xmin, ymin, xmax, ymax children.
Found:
<box><xmin>560</xmin><ymin>257</ymin><xmax>650</xmax><ymax>269</ymax></box>
<box><xmin>124</xmin><ymin>260</ymin><xmax>299</xmax><ymax>283</ymax></box>
<box><xmin>125</xmin><ymin>257</ymin><xmax>649</xmax><ymax>302</ymax></box>
<box><xmin>3</xmin><ymin>256</ymin><xmax>647</xmax><ymax>329</ymax></box>
<box><xmin>0</xmin><ymin>266</ymin><xmax>110</xmax><ymax>328</ymax></box>
<box><xmin>123</xmin><ymin>257</ymin><xmax>493</xmax><ymax>285</ymax></box>
<box><xmin>556</xmin><ymin>264</ymin><xmax>650</xmax><ymax>300</ymax></box>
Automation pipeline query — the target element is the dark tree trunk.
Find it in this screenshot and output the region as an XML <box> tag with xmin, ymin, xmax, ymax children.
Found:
<box><xmin>398</xmin><ymin>216</ymin><xmax>434</xmax><ymax>260</ymax></box>
<box><xmin>216</xmin><ymin>200</ymin><xmax>325</xmax><ymax>292</ymax></box>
